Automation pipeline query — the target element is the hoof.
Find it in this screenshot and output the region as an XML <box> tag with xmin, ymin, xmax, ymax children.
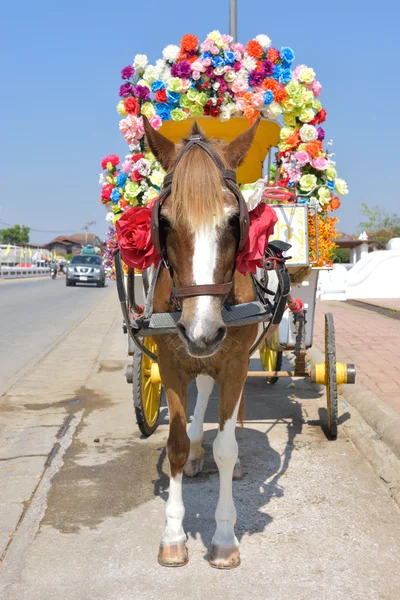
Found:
<box><xmin>209</xmin><ymin>545</ymin><xmax>240</xmax><ymax>569</ymax></box>
<box><xmin>158</xmin><ymin>541</ymin><xmax>189</xmax><ymax>567</ymax></box>
<box><xmin>184</xmin><ymin>456</ymin><xmax>204</xmax><ymax>478</ymax></box>
<box><xmin>233</xmin><ymin>460</ymin><xmax>243</xmax><ymax>480</ymax></box>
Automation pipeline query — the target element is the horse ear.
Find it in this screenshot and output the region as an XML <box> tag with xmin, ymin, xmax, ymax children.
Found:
<box><xmin>143</xmin><ymin>116</ymin><xmax>176</xmax><ymax>172</ymax></box>
<box><xmin>225</xmin><ymin>117</ymin><xmax>261</xmax><ymax>169</ymax></box>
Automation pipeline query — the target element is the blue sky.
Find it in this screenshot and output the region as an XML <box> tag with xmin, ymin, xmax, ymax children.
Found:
<box><xmin>0</xmin><ymin>0</ymin><xmax>398</xmax><ymax>244</ymax></box>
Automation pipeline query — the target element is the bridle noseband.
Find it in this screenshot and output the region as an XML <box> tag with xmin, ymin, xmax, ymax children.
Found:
<box><xmin>151</xmin><ymin>134</ymin><xmax>250</xmax><ymax>300</ymax></box>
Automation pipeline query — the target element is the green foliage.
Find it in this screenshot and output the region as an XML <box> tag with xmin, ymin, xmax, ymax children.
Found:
<box><xmin>0</xmin><ymin>224</ymin><xmax>30</xmax><ymax>245</ymax></box>
<box><xmin>358</xmin><ymin>203</ymin><xmax>400</xmax><ymax>248</ymax></box>
<box><xmin>332</xmin><ymin>247</ymin><xmax>350</xmax><ymax>263</ymax></box>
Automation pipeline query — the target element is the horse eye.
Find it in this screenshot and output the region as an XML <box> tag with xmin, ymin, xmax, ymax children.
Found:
<box><xmin>228</xmin><ymin>214</ymin><xmax>239</xmax><ymax>228</ymax></box>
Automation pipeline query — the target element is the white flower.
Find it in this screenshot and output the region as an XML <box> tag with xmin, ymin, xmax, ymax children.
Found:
<box><xmin>224</xmin><ymin>70</ymin><xmax>236</xmax><ymax>83</ymax></box>
<box><xmin>99</xmin><ymin>173</ymin><xmax>107</xmax><ymax>185</ymax></box>
<box><xmin>162</xmin><ymin>44</ymin><xmax>180</xmax><ymax>63</ymax></box>
<box><xmin>300</xmin><ymin>124</ymin><xmax>318</xmax><ymax>143</ymax></box>
<box><xmin>265</xmin><ymin>101</ymin><xmax>283</xmax><ymax>119</ymax></box>
<box><xmin>143</xmin><ymin>65</ymin><xmax>158</xmax><ymax>84</ymax></box>
<box><xmin>136</xmin><ymin>158</ymin><xmax>151</xmax><ymax>176</ymax></box>
<box><xmin>160</xmin><ymin>66</ymin><xmax>171</xmax><ymax>83</ymax></box>
<box><xmin>227</xmin><ymin>103</ymin><xmax>238</xmax><ymax>115</ymax></box>
<box><xmin>214</xmin><ymin>66</ymin><xmax>225</xmax><ymax>76</ymax></box>
<box><xmin>242</xmin><ymin>56</ymin><xmax>257</xmax><ymax>71</ymax></box>
<box><xmin>133</xmin><ymin>54</ymin><xmax>148</xmax><ymax>73</ymax></box>
<box><xmin>212</xmin><ymin>82</ymin><xmax>220</xmax><ymax>90</ymax></box>
<box><xmin>335</xmin><ymin>178</ymin><xmax>349</xmax><ymax>195</ymax></box>
<box><xmin>154</xmin><ymin>58</ymin><xmax>166</xmax><ymax>78</ymax></box>
<box><xmin>255</xmin><ymin>34</ymin><xmax>271</xmax><ymax>48</ymax></box>
<box><xmin>219</xmin><ymin>108</ymin><xmax>231</xmax><ymax>122</ymax></box>
<box><xmin>105</xmin><ymin>212</ymin><xmax>114</xmax><ymax>222</ymax></box>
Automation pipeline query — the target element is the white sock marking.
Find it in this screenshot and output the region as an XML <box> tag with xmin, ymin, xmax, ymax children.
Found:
<box><xmin>187</xmin><ymin>375</ymin><xmax>214</xmax><ymax>461</ymax></box>
<box><xmin>161</xmin><ymin>473</ymin><xmax>186</xmax><ymax>545</ymax></box>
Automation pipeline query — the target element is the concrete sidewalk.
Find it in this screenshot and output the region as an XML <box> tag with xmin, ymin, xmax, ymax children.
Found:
<box><xmin>314</xmin><ymin>300</ymin><xmax>400</xmax><ymax>415</ymax></box>
<box><xmin>1</xmin><ymin>298</ymin><xmax>400</xmax><ymax>599</ymax></box>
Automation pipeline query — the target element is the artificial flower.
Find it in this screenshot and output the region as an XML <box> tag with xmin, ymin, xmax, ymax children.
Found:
<box><xmin>133</xmin><ymin>54</ymin><xmax>148</xmax><ymax>73</ymax></box>
<box><xmin>335</xmin><ymin>178</ymin><xmax>348</xmax><ymax>195</ymax></box>
<box><xmin>299</xmin><ymin>174</ymin><xmax>317</xmax><ymax>192</ymax></box>
<box><xmin>299</xmin><ymin>124</ymin><xmax>318</xmax><ymax>143</ymax></box>
<box><xmin>116</xmin><ymin>205</ymin><xmax>160</xmax><ymax>270</ymax></box>
<box><xmin>162</xmin><ymin>44</ymin><xmax>180</xmax><ymax>63</ymax></box>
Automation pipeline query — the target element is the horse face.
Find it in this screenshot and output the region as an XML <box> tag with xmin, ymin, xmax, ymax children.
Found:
<box><xmin>161</xmin><ymin>194</ymin><xmax>239</xmax><ymax>358</ymax></box>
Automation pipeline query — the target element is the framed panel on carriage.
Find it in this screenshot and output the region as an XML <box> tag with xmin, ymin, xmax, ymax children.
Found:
<box><xmin>268</xmin><ymin>204</ymin><xmax>310</xmax><ymax>267</ymax></box>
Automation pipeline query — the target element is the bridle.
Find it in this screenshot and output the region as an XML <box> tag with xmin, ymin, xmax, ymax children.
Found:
<box><xmin>150</xmin><ymin>134</ymin><xmax>250</xmax><ymax>301</ymax></box>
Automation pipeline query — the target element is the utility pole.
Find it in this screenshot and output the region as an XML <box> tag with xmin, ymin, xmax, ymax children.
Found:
<box><xmin>83</xmin><ymin>221</ymin><xmax>96</xmax><ymax>246</ymax></box>
<box><xmin>229</xmin><ymin>0</ymin><xmax>237</xmax><ymax>42</ymax></box>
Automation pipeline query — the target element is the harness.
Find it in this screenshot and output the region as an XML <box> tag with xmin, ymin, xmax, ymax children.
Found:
<box><xmin>150</xmin><ymin>133</ymin><xmax>249</xmax><ymax>301</ymax></box>
<box><xmin>115</xmin><ymin>133</ymin><xmax>292</xmax><ymax>362</ymax></box>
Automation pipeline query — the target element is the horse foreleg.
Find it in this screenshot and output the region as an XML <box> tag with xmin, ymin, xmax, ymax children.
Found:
<box><xmin>209</xmin><ymin>368</ymin><xmax>247</xmax><ymax>569</ymax></box>
<box><xmin>158</xmin><ymin>370</ymin><xmax>190</xmax><ymax>567</ymax></box>
<box><xmin>184</xmin><ymin>374</ymin><xmax>214</xmax><ymax>477</ymax></box>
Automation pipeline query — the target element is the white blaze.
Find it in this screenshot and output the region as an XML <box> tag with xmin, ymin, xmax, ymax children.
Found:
<box><xmin>192</xmin><ymin>224</ymin><xmax>218</xmax><ymax>338</ymax></box>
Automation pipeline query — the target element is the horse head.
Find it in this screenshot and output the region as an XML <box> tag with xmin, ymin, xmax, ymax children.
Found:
<box><xmin>144</xmin><ymin>117</ymin><xmax>260</xmax><ymax>358</ymax></box>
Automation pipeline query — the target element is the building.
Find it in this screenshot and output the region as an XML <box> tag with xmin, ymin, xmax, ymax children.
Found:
<box><xmin>43</xmin><ymin>233</ymin><xmax>103</xmax><ymax>256</ymax></box>
<box><xmin>335</xmin><ymin>231</ymin><xmax>378</xmax><ymax>264</ymax></box>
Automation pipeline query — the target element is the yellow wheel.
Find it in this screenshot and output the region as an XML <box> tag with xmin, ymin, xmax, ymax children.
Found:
<box><xmin>133</xmin><ymin>337</ymin><xmax>162</xmax><ymax>436</ymax></box>
<box><xmin>259</xmin><ymin>331</ymin><xmax>283</xmax><ymax>384</ymax></box>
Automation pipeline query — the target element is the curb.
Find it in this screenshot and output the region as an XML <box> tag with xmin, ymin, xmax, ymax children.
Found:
<box><xmin>307</xmin><ymin>345</ymin><xmax>400</xmax><ymax>460</ymax></box>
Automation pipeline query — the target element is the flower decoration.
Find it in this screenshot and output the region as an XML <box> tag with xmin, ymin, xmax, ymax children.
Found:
<box><xmin>99</xmin><ymin>31</ymin><xmax>348</xmax><ymax>267</ymax></box>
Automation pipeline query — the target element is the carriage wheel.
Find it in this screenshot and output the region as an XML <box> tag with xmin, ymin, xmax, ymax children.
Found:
<box><xmin>325</xmin><ymin>313</ymin><xmax>338</xmax><ymax>439</ymax></box>
<box><xmin>259</xmin><ymin>331</ymin><xmax>283</xmax><ymax>384</ymax></box>
<box><xmin>133</xmin><ymin>337</ymin><xmax>162</xmax><ymax>437</ymax></box>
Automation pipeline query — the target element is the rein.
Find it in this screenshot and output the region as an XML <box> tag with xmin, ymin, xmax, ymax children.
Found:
<box><xmin>151</xmin><ymin>134</ymin><xmax>249</xmax><ymax>301</ymax></box>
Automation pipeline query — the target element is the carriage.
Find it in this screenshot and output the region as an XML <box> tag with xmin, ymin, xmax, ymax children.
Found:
<box><xmin>117</xmin><ymin>115</ymin><xmax>355</xmax><ymax>441</ymax></box>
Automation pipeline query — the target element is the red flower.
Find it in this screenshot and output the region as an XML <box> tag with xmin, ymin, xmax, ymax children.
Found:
<box><xmin>116</xmin><ymin>206</ymin><xmax>160</xmax><ymax>270</ymax></box>
<box><xmin>310</xmin><ymin>108</ymin><xmax>327</xmax><ymax>125</ymax></box>
<box><xmin>154</xmin><ymin>89</ymin><xmax>167</xmax><ymax>103</ymax></box>
<box><xmin>100</xmin><ymin>184</ymin><xmax>114</xmax><ymax>202</ymax></box>
<box><xmin>132</xmin><ymin>153</ymin><xmax>145</xmax><ymax>163</ymax></box>
<box><xmin>101</xmin><ymin>154</ymin><xmax>120</xmax><ymax>170</ymax></box>
<box><xmin>131</xmin><ymin>170</ymin><xmax>143</xmax><ymax>182</ymax></box>
<box><xmin>124</xmin><ymin>97</ymin><xmax>140</xmax><ymax>115</ymax></box>
<box><xmin>236</xmin><ymin>203</ymin><xmax>278</xmax><ymax>275</ymax></box>
<box><xmin>210</xmin><ymin>106</ymin><xmax>219</xmax><ymax>118</ymax></box>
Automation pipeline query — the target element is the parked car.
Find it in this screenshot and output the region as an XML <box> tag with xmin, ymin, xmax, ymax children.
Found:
<box><xmin>66</xmin><ymin>254</ymin><xmax>105</xmax><ymax>287</ymax></box>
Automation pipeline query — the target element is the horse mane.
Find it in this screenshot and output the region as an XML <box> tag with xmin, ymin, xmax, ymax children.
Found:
<box><xmin>171</xmin><ymin>125</ymin><xmax>226</xmax><ymax>230</ymax></box>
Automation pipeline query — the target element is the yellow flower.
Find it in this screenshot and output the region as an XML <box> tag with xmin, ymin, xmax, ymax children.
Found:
<box><xmin>137</xmin><ymin>79</ymin><xmax>151</xmax><ymax>89</ymax></box>
<box><xmin>312</xmin><ymin>99</ymin><xmax>322</xmax><ymax>113</ymax></box>
<box><xmin>303</xmin><ymin>90</ymin><xmax>314</xmax><ymax>107</ymax></box>
<box><xmin>326</xmin><ymin>165</ymin><xmax>337</xmax><ymax>180</ymax></box>
<box><xmin>150</xmin><ymin>170</ymin><xmax>165</xmax><ymax>188</ymax></box>
<box><xmin>208</xmin><ymin>30</ymin><xmax>223</xmax><ymax>47</ymax></box>
<box><xmin>141</xmin><ymin>102</ymin><xmax>156</xmax><ymax>119</ymax></box>
<box><xmin>335</xmin><ymin>178</ymin><xmax>349</xmax><ymax>195</ymax></box>
<box><xmin>170</xmin><ymin>108</ymin><xmax>187</xmax><ymax>121</ymax></box>
<box><xmin>299</xmin><ymin>108</ymin><xmax>315</xmax><ymax>123</ymax></box>
<box><xmin>280</xmin><ymin>127</ymin><xmax>294</xmax><ymax>141</ymax></box>
<box><xmin>318</xmin><ymin>187</ymin><xmax>331</xmax><ymax>204</ymax></box>
<box><xmin>299</xmin><ymin>174</ymin><xmax>317</xmax><ymax>192</ymax></box>
<box><xmin>189</xmin><ymin>104</ymin><xmax>204</xmax><ymax>117</ymax></box>
<box><xmin>298</xmin><ymin>67</ymin><xmax>316</xmax><ymax>84</ymax></box>
<box><xmin>168</xmin><ymin>77</ymin><xmax>183</xmax><ymax>92</ymax></box>
<box><xmin>283</xmin><ymin>113</ymin><xmax>297</xmax><ymax>127</ymax></box>
<box><xmin>282</xmin><ymin>98</ymin><xmax>295</xmax><ymax>113</ymax></box>
<box><xmin>117</xmin><ymin>101</ymin><xmax>127</xmax><ymax>116</ymax></box>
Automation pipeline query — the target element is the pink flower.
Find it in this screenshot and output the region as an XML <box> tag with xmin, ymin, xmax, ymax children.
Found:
<box><xmin>202</xmin><ymin>58</ymin><xmax>211</xmax><ymax>67</ymax></box>
<box><xmin>236</xmin><ymin>97</ymin><xmax>248</xmax><ymax>111</ymax></box>
<box><xmin>210</xmin><ymin>45</ymin><xmax>220</xmax><ymax>55</ymax></box>
<box><xmin>191</xmin><ymin>60</ymin><xmax>205</xmax><ymax>72</ymax></box>
<box><xmin>252</xmin><ymin>91</ymin><xmax>265</xmax><ymax>108</ymax></box>
<box><xmin>311</xmin><ymin>157</ymin><xmax>328</xmax><ymax>170</ymax></box>
<box><xmin>192</xmin><ymin>70</ymin><xmax>201</xmax><ymax>80</ymax></box>
<box><xmin>292</xmin><ymin>64</ymin><xmax>306</xmax><ymax>81</ymax></box>
<box><xmin>223</xmin><ymin>65</ymin><xmax>232</xmax><ymax>73</ymax></box>
<box><xmin>149</xmin><ymin>115</ymin><xmax>162</xmax><ymax>130</ymax></box>
<box><xmin>181</xmin><ymin>78</ymin><xmax>191</xmax><ymax>92</ymax></box>
<box><xmin>232</xmin><ymin>79</ymin><xmax>248</xmax><ymax>94</ymax></box>
<box><xmin>201</xmin><ymin>39</ymin><xmax>214</xmax><ymax>52</ymax></box>
<box><xmin>121</xmin><ymin>159</ymin><xmax>134</xmax><ymax>174</ymax></box>
<box><xmin>311</xmin><ymin>80</ymin><xmax>322</xmax><ymax>97</ymax></box>
<box><xmin>231</xmin><ymin>43</ymin><xmax>245</xmax><ymax>55</ymax></box>
<box><xmin>221</xmin><ymin>34</ymin><xmax>233</xmax><ymax>44</ymax></box>
<box><xmin>294</xmin><ymin>151</ymin><xmax>310</xmax><ymax>166</ymax></box>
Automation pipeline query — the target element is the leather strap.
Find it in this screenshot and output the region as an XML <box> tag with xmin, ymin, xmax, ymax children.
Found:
<box><xmin>172</xmin><ymin>281</ymin><xmax>233</xmax><ymax>299</ymax></box>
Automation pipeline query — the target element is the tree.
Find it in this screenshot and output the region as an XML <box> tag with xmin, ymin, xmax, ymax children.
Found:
<box><xmin>332</xmin><ymin>247</ymin><xmax>350</xmax><ymax>263</ymax></box>
<box><xmin>358</xmin><ymin>203</ymin><xmax>400</xmax><ymax>249</ymax></box>
<box><xmin>0</xmin><ymin>224</ymin><xmax>30</xmax><ymax>245</ymax></box>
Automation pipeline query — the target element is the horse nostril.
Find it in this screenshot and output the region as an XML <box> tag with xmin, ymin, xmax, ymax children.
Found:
<box><xmin>213</xmin><ymin>326</ymin><xmax>226</xmax><ymax>345</ymax></box>
<box><xmin>177</xmin><ymin>322</ymin><xmax>190</xmax><ymax>343</ymax></box>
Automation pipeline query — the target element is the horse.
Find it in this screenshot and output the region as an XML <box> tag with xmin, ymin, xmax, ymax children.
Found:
<box><xmin>143</xmin><ymin>116</ymin><xmax>261</xmax><ymax>569</ymax></box>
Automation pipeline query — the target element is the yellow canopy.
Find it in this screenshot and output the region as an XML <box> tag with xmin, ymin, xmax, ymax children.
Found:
<box><xmin>159</xmin><ymin>117</ymin><xmax>280</xmax><ymax>185</ymax></box>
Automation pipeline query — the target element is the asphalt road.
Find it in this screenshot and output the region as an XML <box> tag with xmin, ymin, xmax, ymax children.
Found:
<box><xmin>0</xmin><ymin>276</ymin><xmax>114</xmax><ymax>396</ymax></box>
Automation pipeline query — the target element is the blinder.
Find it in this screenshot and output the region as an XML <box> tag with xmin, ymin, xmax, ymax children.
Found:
<box><xmin>150</xmin><ymin>134</ymin><xmax>250</xmax><ymax>296</ymax></box>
